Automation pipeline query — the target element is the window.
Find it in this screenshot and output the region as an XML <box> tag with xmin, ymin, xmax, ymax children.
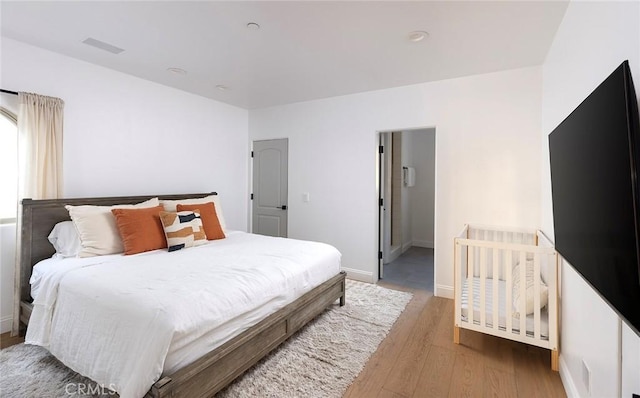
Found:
<box><xmin>0</xmin><ymin>108</ymin><xmax>17</xmax><ymax>223</ymax></box>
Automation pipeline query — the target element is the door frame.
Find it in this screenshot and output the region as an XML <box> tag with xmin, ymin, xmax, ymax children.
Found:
<box><xmin>377</xmin><ymin>127</ymin><xmax>437</xmax><ymax>290</ymax></box>
<box><xmin>378</xmin><ymin>133</ymin><xmax>386</xmax><ymax>279</ymax></box>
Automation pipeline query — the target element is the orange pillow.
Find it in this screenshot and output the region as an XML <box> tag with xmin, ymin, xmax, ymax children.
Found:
<box><xmin>177</xmin><ymin>202</ymin><xmax>225</xmax><ymax>240</ymax></box>
<box><xmin>111</xmin><ymin>205</ymin><xmax>167</xmax><ymax>255</ymax></box>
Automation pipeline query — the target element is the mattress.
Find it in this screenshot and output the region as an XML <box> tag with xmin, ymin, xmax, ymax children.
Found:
<box><xmin>460</xmin><ymin>277</ymin><xmax>549</xmax><ymax>339</ymax></box>
<box><xmin>26</xmin><ymin>231</ymin><xmax>341</xmax><ymax>398</ymax></box>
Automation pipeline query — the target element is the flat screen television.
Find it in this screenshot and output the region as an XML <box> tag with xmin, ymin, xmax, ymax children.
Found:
<box><xmin>549</xmin><ymin>60</ymin><xmax>640</xmax><ymax>335</ymax></box>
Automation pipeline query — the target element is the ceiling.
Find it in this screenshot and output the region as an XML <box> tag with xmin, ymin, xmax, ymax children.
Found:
<box><xmin>1</xmin><ymin>1</ymin><xmax>569</xmax><ymax>109</ymax></box>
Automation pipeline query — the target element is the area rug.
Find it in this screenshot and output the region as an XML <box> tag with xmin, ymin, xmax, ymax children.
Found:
<box><xmin>0</xmin><ymin>280</ymin><xmax>412</xmax><ymax>398</ymax></box>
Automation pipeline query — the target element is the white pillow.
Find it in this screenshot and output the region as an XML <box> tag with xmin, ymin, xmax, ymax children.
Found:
<box><xmin>48</xmin><ymin>221</ymin><xmax>82</xmax><ymax>258</ymax></box>
<box><xmin>160</xmin><ymin>195</ymin><xmax>226</xmax><ymax>231</ymax></box>
<box><xmin>66</xmin><ymin>197</ymin><xmax>159</xmax><ymax>257</ymax></box>
<box><xmin>512</xmin><ymin>259</ymin><xmax>549</xmax><ymax>317</ymax></box>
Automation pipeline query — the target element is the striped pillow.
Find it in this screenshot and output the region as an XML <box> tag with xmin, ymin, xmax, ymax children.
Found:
<box><xmin>159</xmin><ymin>210</ymin><xmax>208</xmax><ymax>252</ymax></box>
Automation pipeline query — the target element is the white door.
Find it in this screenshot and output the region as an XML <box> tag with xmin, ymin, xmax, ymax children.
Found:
<box><xmin>252</xmin><ymin>139</ymin><xmax>288</xmax><ymax>237</ymax></box>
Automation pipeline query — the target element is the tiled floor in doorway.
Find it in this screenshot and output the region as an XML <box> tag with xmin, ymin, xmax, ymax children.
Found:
<box><xmin>381</xmin><ymin>246</ymin><xmax>434</xmax><ymax>292</ymax></box>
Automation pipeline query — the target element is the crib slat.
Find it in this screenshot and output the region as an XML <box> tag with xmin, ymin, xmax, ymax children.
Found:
<box><xmin>499</xmin><ymin>232</ymin><xmax>505</xmax><ymax>280</ymax></box>
<box><xmin>533</xmin><ymin>251</ymin><xmax>541</xmax><ymax>340</ymax></box>
<box><xmin>455</xmin><ymin>241</ymin><xmax>462</xmax><ymax>329</ymax></box>
<box><xmin>480</xmin><ymin>247</ymin><xmax>486</xmax><ymax>328</ymax></box>
<box><xmin>506</xmin><ymin>250</ymin><xmax>513</xmax><ymax>335</ymax></box>
<box><xmin>492</xmin><ymin>248</ymin><xmax>499</xmax><ymax>332</ymax></box>
<box><xmin>468</xmin><ymin>245</ymin><xmax>474</xmax><ymax>325</ymax></box>
<box><xmin>519</xmin><ymin>251</ymin><xmax>527</xmax><ymax>338</ymax></box>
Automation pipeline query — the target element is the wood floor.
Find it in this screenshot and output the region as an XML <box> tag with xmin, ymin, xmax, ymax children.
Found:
<box><xmin>0</xmin><ymin>332</ymin><xmax>23</xmax><ymax>349</ymax></box>
<box><xmin>1</xmin><ymin>283</ymin><xmax>566</xmax><ymax>398</ymax></box>
<box><xmin>344</xmin><ymin>282</ymin><xmax>566</xmax><ymax>398</ymax></box>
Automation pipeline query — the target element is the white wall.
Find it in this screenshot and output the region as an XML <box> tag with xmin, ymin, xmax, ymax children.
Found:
<box><xmin>0</xmin><ymin>38</ymin><xmax>249</xmax><ymax>333</ymax></box>
<box><xmin>400</xmin><ymin>131</ymin><xmax>413</xmax><ymax>250</ymax></box>
<box><xmin>249</xmin><ymin>66</ymin><xmax>542</xmax><ymax>293</ymax></box>
<box><xmin>1</xmin><ymin>39</ymin><xmax>249</xmax><ymax>217</ymax></box>
<box><xmin>0</xmin><ymin>90</ymin><xmax>19</xmax><ymax>334</ymax></box>
<box><xmin>623</xmin><ymin>321</ymin><xmax>640</xmax><ymax>398</ymax></box>
<box><xmin>540</xmin><ymin>1</ymin><xmax>640</xmax><ymax>396</ymax></box>
<box><xmin>0</xmin><ymin>225</ymin><xmax>16</xmax><ymax>333</ymax></box>
<box><xmin>407</xmin><ymin>129</ymin><xmax>436</xmax><ymax>248</ymax></box>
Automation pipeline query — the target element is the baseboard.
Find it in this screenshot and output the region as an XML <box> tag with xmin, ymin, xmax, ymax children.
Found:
<box><xmin>342</xmin><ymin>267</ymin><xmax>375</xmax><ymax>283</ymax></box>
<box><xmin>387</xmin><ymin>246</ymin><xmax>401</xmax><ymax>263</ymax></box>
<box><xmin>402</xmin><ymin>241</ymin><xmax>413</xmax><ymax>252</ymax></box>
<box><xmin>559</xmin><ymin>355</ymin><xmax>578</xmax><ymax>398</ymax></box>
<box><xmin>435</xmin><ymin>284</ymin><xmax>454</xmax><ymax>299</ymax></box>
<box><xmin>412</xmin><ymin>240</ymin><xmax>434</xmax><ymax>248</ymax></box>
<box><xmin>0</xmin><ymin>315</ymin><xmax>13</xmax><ymax>334</ymax></box>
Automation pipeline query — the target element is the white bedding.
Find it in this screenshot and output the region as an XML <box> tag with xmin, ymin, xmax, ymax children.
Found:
<box><xmin>460</xmin><ymin>277</ymin><xmax>549</xmax><ymax>338</ymax></box>
<box><xmin>26</xmin><ymin>231</ymin><xmax>341</xmax><ymax>398</ymax></box>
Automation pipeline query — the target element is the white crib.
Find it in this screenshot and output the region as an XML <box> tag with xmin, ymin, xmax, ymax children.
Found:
<box><xmin>454</xmin><ymin>224</ymin><xmax>559</xmax><ymax>371</ymax></box>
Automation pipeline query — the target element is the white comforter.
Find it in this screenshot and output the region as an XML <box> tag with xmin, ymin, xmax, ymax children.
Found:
<box><xmin>26</xmin><ymin>231</ymin><xmax>341</xmax><ymax>398</ymax></box>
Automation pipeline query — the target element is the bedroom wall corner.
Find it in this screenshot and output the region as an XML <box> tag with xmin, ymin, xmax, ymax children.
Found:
<box><xmin>0</xmin><ymin>37</ymin><xmax>251</xmax><ymax>331</ymax></box>
<box><xmin>249</xmin><ymin>66</ymin><xmax>542</xmax><ymax>293</ymax></box>
<box><xmin>1</xmin><ymin>38</ymin><xmax>249</xmax><ymax>230</ymax></box>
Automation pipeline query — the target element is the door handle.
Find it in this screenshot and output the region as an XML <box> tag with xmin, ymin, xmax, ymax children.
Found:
<box><xmin>279</xmin><ymin>205</ymin><xmax>287</xmax><ymax>210</ymax></box>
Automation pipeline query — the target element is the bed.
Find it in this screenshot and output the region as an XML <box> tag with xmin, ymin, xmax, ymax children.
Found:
<box><xmin>453</xmin><ymin>224</ymin><xmax>559</xmax><ymax>371</ymax></box>
<box><xmin>12</xmin><ymin>192</ymin><xmax>346</xmax><ymax>397</ymax></box>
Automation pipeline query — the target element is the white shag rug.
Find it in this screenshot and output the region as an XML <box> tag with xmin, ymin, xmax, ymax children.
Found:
<box><xmin>0</xmin><ymin>280</ymin><xmax>412</xmax><ymax>398</ymax></box>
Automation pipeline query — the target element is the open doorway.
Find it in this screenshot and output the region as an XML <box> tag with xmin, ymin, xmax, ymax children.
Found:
<box><xmin>378</xmin><ymin>128</ymin><xmax>436</xmax><ymax>291</ymax></box>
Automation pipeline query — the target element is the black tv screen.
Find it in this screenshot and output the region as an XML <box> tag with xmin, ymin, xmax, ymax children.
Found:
<box><xmin>549</xmin><ymin>60</ymin><xmax>640</xmax><ymax>335</ymax></box>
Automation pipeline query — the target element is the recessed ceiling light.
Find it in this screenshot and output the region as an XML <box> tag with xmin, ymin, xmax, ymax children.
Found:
<box><xmin>408</xmin><ymin>31</ymin><xmax>429</xmax><ymax>42</ymax></box>
<box><xmin>216</xmin><ymin>85</ymin><xmax>229</xmax><ymax>91</ymax></box>
<box><xmin>167</xmin><ymin>67</ymin><xmax>187</xmax><ymax>75</ymax></box>
<box><xmin>247</xmin><ymin>22</ymin><xmax>260</xmax><ymax>30</ymax></box>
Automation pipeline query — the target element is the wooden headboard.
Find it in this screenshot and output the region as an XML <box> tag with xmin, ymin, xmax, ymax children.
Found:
<box><xmin>14</xmin><ymin>192</ymin><xmax>216</xmax><ymax>333</ymax></box>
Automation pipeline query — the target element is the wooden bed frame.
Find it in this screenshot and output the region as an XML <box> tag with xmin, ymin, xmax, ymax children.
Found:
<box><xmin>13</xmin><ymin>192</ymin><xmax>346</xmax><ymax>397</ymax></box>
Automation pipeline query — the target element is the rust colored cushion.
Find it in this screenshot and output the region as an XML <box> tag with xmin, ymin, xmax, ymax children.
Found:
<box><xmin>177</xmin><ymin>202</ymin><xmax>225</xmax><ymax>240</ymax></box>
<box><xmin>111</xmin><ymin>206</ymin><xmax>167</xmax><ymax>255</ymax></box>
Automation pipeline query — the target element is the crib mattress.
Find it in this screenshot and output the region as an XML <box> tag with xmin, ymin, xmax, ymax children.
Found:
<box><xmin>460</xmin><ymin>277</ymin><xmax>549</xmax><ymax>339</ymax></box>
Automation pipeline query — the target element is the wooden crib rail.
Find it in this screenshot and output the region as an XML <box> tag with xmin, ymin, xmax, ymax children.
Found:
<box><xmin>536</xmin><ymin>230</ymin><xmax>555</xmax><ymax>248</ymax></box>
<box><xmin>459</xmin><ymin>223</ymin><xmax>541</xmax><ymax>235</ymax></box>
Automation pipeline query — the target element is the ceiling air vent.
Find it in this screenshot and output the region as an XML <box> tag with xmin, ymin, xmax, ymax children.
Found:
<box><xmin>82</xmin><ymin>37</ymin><xmax>124</xmax><ymax>54</ymax></box>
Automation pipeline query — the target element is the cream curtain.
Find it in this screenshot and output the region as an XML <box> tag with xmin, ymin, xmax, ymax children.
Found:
<box><xmin>12</xmin><ymin>92</ymin><xmax>64</xmax><ymax>336</ymax></box>
<box><xmin>17</xmin><ymin>92</ymin><xmax>64</xmax><ymax>199</ymax></box>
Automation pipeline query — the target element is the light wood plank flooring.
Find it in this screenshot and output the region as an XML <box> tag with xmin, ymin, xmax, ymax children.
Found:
<box><xmin>345</xmin><ymin>282</ymin><xmax>566</xmax><ymax>398</ymax></box>
<box><xmin>0</xmin><ymin>332</ymin><xmax>24</xmax><ymax>349</ymax></box>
